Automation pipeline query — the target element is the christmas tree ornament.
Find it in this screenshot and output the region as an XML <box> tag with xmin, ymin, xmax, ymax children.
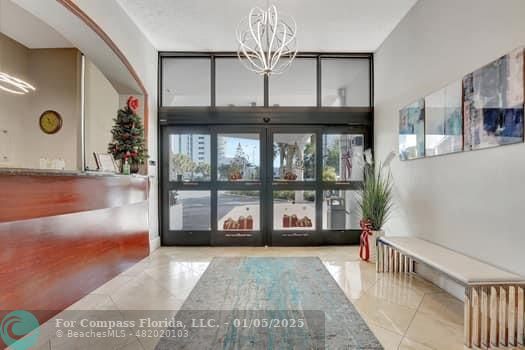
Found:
<box><xmin>108</xmin><ymin>96</ymin><xmax>148</xmax><ymax>173</ymax></box>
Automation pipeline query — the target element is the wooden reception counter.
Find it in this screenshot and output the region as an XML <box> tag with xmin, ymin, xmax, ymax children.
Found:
<box><xmin>0</xmin><ymin>169</ymin><xmax>150</xmax><ymax>323</ymax></box>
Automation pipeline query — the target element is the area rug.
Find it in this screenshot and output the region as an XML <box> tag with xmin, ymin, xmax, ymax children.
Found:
<box><xmin>156</xmin><ymin>257</ymin><xmax>383</xmax><ymax>349</ymax></box>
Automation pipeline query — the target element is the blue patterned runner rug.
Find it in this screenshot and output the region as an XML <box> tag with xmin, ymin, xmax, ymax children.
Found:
<box><xmin>156</xmin><ymin>257</ymin><xmax>383</xmax><ymax>349</ymax></box>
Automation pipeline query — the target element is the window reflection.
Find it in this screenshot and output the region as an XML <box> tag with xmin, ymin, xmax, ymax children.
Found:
<box><xmin>217</xmin><ymin>134</ymin><xmax>260</xmax><ymax>181</ymax></box>
<box><xmin>273</xmin><ymin>133</ymin><xmax>316</xmax><ymax>181</ymax></box>
<box><xmin>322</xmin><ymin>134</ymin><xmax>364</xmax><ymax>181</ymax></box>
<box><xmin>216</xmin><ymin>59</ymin><xmax>264</xmax><ymax>106</ymax></box>
<box><xmin>321</xmin><ymin>59</ymin><xmax>370</xmax><ymax>107</ymax></box>
<box><xmin>273</xmin><ymin>191</ymin><xmax>315</xmax><ymax>230</ymax></box>
<box><xmin>218</xmin><ymin>191</ymin><xmax>260</xmax><ymax>231</ymax></box>
<box><xmin>269</xmin><ymin>58</ymin><xmax>317</xmax><ymax>106</ymax></box>
<box><xmin>169</xmin><ymin>134</ymin><xmax>211</xmax><ymax>181</ymax></box>
<box><xmin>162</xmin><ymin>58</ymin><xmax>211</xmax><ymax>106</ymax></box>
<box><xmin>169</xmin><ymin>191</ymin><xmax>211</xmax><ymax>230</ymax></box>
<box><xmin>322</xmin><ymin>190</ymin><xmax>360</xmax><ymax>230</ymax></box>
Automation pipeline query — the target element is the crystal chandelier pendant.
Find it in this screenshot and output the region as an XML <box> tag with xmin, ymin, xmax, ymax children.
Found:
<box><xmin>236</xmin><ymin>4</ymin><xmax>297</xmax><ymax>76</ymax></box>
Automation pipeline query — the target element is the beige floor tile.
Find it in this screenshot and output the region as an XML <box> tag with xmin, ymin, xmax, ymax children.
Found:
<box><xmin>142</xmin><ymin>260</ymin><xmax>208</xmax><ymax>300</ymax></box>
<box><xmin>399</xmin><ymin>337</ymin><xmax>435</xmax><ymax>350</ymax></box>
<box><xmin>324</xmin><ymin>260</ymin><xmax>380</xmax><ymax>300</ymax></box>
<box><xmin>49</xmin><ymin>246</ymin><xmax>468</xmax><ymax>349</ymax></box>
<box><xmin>66</xmin><ymin>294</ymin><xmax>119</xmax><ymax>311</ymax></box>
<box><xmin>353</xmin><ymin>289</ymin><xmax>417</xmax><ymax>335</ymax></box>
<box><xmin>367</xmin><ymin>323</ymin><xmax>403</xmax><ymax>350</ymax></box>
<box><xmin>404</xmin><ymin>293</ymin><xmax>464</xmax><ymax>350</ymax></box>
<box><xmin>367</xmin><ymin>275</ymin><xmax>426</xmax><ymax>309</ymax></box>
<box><xmin>110</xmin><ymin>272</ymin><xmax>185</xmax><ymax>310</ymax></box>
<box><xmin>92</xmin><ymin>275</ymin><xmax>137</xmax><ymax>296</ymax></box>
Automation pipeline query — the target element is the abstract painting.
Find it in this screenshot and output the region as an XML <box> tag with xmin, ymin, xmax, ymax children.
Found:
<box><xmin>463</xmin><ymin>47</ymin><xmax>524</xmax><ymax>150</ymax></box>
<box><xmin>399</xmin><ymin>98</ymin><xmax>425</xmax><ymax>160</ymax></box>
<box><xmin>425</xmin><ymin>81</ymin><xmax>463</xmax><ymax>156</ymax></box>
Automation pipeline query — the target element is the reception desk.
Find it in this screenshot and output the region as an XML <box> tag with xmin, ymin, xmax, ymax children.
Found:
<box><xmin>0</xmin><ymin>169</ymin><xmax>150</xmax><ymax>324</ymax></box>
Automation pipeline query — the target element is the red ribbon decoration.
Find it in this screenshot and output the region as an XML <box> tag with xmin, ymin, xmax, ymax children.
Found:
<box><xmin>359</xmin><ymin>219</ymin><xmax>373</xmax><ymax>261</ymax></box>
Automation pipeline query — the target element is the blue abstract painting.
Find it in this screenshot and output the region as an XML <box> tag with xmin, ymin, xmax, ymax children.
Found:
<box><xmin>463</xmin><ymin>47</ymin><xmax>524</xmax><ymax>150</ymax></box>
<box><xmin>399</xmin><ymin>98</ymin><xmax>425</xmax><ymax>160</ymax></box>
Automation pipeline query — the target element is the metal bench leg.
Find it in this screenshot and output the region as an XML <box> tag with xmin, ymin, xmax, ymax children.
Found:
<box><xmin>376</xmin><ymin>242</ymin><xmax>383</xmax><ymax>273</ymax></box>
<box><xmin>490</xmin><ymin>286</ymin><xmax>499</xmax><ymax>347</ymax></box>
<box><xmin>510</xmin><ymin>286</ymin><xmax>516</xmax><ymax>346</ymax></box>
<box><xmin>518</xmin><ymin>285</ymin><xmax>524</xmax><ymax>346</ymax></box>
<box><xmin>465</xmin><ymin>286</ymin><xmax>472</xmax><ymax>348</ymax></box>
<box><xmin>472</xmin><ymin>286</ymin><xmax>481</xmax><ymax>348</ymax></box>
<box><xmin>481</xmin><ymin>286</ymin><xmax>490</xmax><ymax>348</ymax></box>
<box><xmin>500</xmin><ymin>286</ymin><xmax>508</xmax><ymax>347</ymax></box>
<box><xmin>383</xmin><ymin>245</ymin><xmax>390</xmax><ymax>272</ymax></box>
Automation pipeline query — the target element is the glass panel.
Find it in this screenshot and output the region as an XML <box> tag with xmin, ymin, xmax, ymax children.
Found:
<box><xmin>169</xmin><ymin>191</ymin><xmax>211</xmax><ymax>230</ymax></box>
<box><xmin>273</xmin><ymin>133</ymin><xmax>316</xmax><ymax>181</ymax></box>
<box><xmin>273</xmin><ymin>191</ymin><xmax>316</xmax><ymax>230</ymax></box>
<box><xmin>162</xmin><ymin>58</ymin><xmax>211</xmax><ymax>106</ymax></box>
<box><xmin>269</xmin><ymin>58</ymin><xmax>317</xmax><ymax>106</ymax></box>
<box><xmin>425</xmin><ymin>81</ymin><xmax>463</xmax><ymax>156</ymax></box>
<box><xmin>169</xmin><ymin>133</ymin><xmax>211</xmax><ymax>181</ymax></box>
<box><xmin>321</xmin><ymin>58</ymin><xmax>370</xmax><ymax>107</ymax></box>
<box><xmin>322</xmin><ymin>190</ymin><xmax>360</xmax><ymax>230</ymax></box>
<box><xmin>218</xmin><ymin>191</ymin><xmax>260</xmax><ymax>231</ymax></box>
<box><xmin>216</xmin><ymin>59</ymin><xmax>264</xmax><ymax>107</ymax></box>
<box><xmin>217</xmin><ymin>133</ymin><xmax>260</xmax><ymax>181</ymax></box>
<box><xmin>322</xmin><ymin>134</ymin><xmax>364</xmax><ymax>181</ymax></box>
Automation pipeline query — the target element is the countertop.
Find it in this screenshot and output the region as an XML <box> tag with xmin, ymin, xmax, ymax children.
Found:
<box><xmin>0</xmin><ymin>167</ymin><xmax>149</xmax><ymax>178</ymax></box>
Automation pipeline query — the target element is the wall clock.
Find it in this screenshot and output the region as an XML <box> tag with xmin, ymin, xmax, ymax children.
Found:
<box><xmin>39</xmin><ymin>110</ymin><xmax>62</xmax><ymax>134</ymax></box>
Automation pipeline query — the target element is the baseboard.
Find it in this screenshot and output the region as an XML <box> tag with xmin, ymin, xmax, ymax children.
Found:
<box><xmin>149</xmin><ymin>236</ymin><xmax>161</xmax><ymax>253</ymax></box>
<box><xmin>415</xmin><ymin>262</ymin><xmax>465</xmax><ymax>301</ymax></box>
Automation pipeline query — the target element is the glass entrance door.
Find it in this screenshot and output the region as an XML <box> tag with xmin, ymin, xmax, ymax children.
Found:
<box><xmin>162</xmin><ymin>125</ymin><xmax>367</xmax><ymax>246</ymax></box>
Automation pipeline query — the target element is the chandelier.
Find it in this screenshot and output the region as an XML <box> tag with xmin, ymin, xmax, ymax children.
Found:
<box><xmin>236</xmin><ymin>4</ymin><xmax>297</xmax><ymax>76</ymax></box>
<box><xmin>0</xmin><ymin>72</ymin><xmax>36</xmax><ymax>94</ymax></box>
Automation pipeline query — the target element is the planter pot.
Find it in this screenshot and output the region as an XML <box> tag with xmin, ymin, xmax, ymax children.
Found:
<box><xmin>369</xmin><ymin>230</ymin><xmax>384</xmax><ymax>263</ymax></box>
<box><xmin>130</xmin><ymin>162</ymin><xmax>140</xmax><ymax>174</ymax></box>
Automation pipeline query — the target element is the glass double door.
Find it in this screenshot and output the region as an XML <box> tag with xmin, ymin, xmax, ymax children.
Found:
<box><xmin>162</xmin><ymin>125</ymin><xmax>367</xmax><ymax>246</ymax></box>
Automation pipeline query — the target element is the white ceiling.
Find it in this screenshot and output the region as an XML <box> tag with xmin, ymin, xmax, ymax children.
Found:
<box><xmin>116</xmin><ymin>0</ymin><xmax>418</xmax><ymax>52</ymax></box>
<box><xmin>0</xmin><ymin>0</ymin><xmax>72</xmax><ymax>48</ymax></box>
<box><xmin>11</xmin><ymin>0</ymin><xmax>141</xmax><ymax>94</ymax></box>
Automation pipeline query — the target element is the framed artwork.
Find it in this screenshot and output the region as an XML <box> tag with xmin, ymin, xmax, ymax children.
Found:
<box><xmin>425</xmin><ymin>81</ymin><xmax>463</xmax><ymax>156</ymax></box>
<box><xmin>93</xmin><ymin>153</ymin><xmax>119</xmax><ymax>173</ymax></box>
<box><xmin>463</xmin><ymin>47</ymin><xmax>524</xmax><ymax>150</ymax></box>
<box><xmin>399</xmin><ymin>98</ymin><xmax>425</xmax><ymax>160</ymax></box>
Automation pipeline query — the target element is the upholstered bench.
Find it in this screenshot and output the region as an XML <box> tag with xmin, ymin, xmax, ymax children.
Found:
<box><xmin>376</xmin><ymin>236</ymin><xmax>525</xmax><ymax>349</ymax></box>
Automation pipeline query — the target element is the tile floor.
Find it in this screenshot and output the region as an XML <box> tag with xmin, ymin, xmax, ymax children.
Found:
<box><xmin>32</xmin><ymin>246</ymin><xmax>473</xmax><ymax>349</ymax></box>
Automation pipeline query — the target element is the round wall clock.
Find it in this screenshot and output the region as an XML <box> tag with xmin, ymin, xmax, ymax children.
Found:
<box><xmin>39</xmin><ymin>110</ymin><xmax>62</xmax><ymax>134</ymax></box>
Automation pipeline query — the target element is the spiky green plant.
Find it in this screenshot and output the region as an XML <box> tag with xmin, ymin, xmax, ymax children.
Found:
<box><xmin>358</xmin><ymin>163</ymin><xmax>394</xmax><ymax>231</ymax></box>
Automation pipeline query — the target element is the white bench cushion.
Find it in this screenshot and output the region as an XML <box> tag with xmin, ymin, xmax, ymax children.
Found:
<box><xmin>379</xmin><ymin>236</ymin><xmax>525</xmax><ymax>285</ymax></box>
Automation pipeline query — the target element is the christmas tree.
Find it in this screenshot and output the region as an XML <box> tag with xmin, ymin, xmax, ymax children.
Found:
<box><xmin>108</xmin><ymin>96</ymin><xmax>148</xmax><ymax>173</ymax></box>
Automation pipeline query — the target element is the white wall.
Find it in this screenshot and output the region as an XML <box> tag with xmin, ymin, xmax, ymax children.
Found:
<box><xmin>84</xmin><ymin>58</ymin><xmax>119</xmax><ymax>171</ymax></box>
<box><xmin>0</xmin><ymin>32</ymin><xmax>81</xmax><ymax>170</ymax></box>
<box><xmin>374</xmin><ymin>0</ymin><xmax>525</xmax><ymax>285</ymax></box>
<box><xmin>72</xmin><ymin>0</ymin><xmax>159</xmax><ymax>251</ymax></box>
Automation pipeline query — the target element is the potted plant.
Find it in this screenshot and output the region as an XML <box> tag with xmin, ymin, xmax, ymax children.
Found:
<box><xmin>357</xmin><ymin>156</ymin><xmax>393</xmax><ymax>263</ymax></box>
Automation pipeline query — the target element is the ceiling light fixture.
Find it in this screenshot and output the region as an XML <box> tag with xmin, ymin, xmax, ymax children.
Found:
<box><xmin>0</xmin><ymin>72</ymin><xmax>36</xmax><ymax>94</ymax></box>
<box><xmin>236</xmin><ymin>3</ymin><xmax>297</xmax><ymax>76</ymax></box>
